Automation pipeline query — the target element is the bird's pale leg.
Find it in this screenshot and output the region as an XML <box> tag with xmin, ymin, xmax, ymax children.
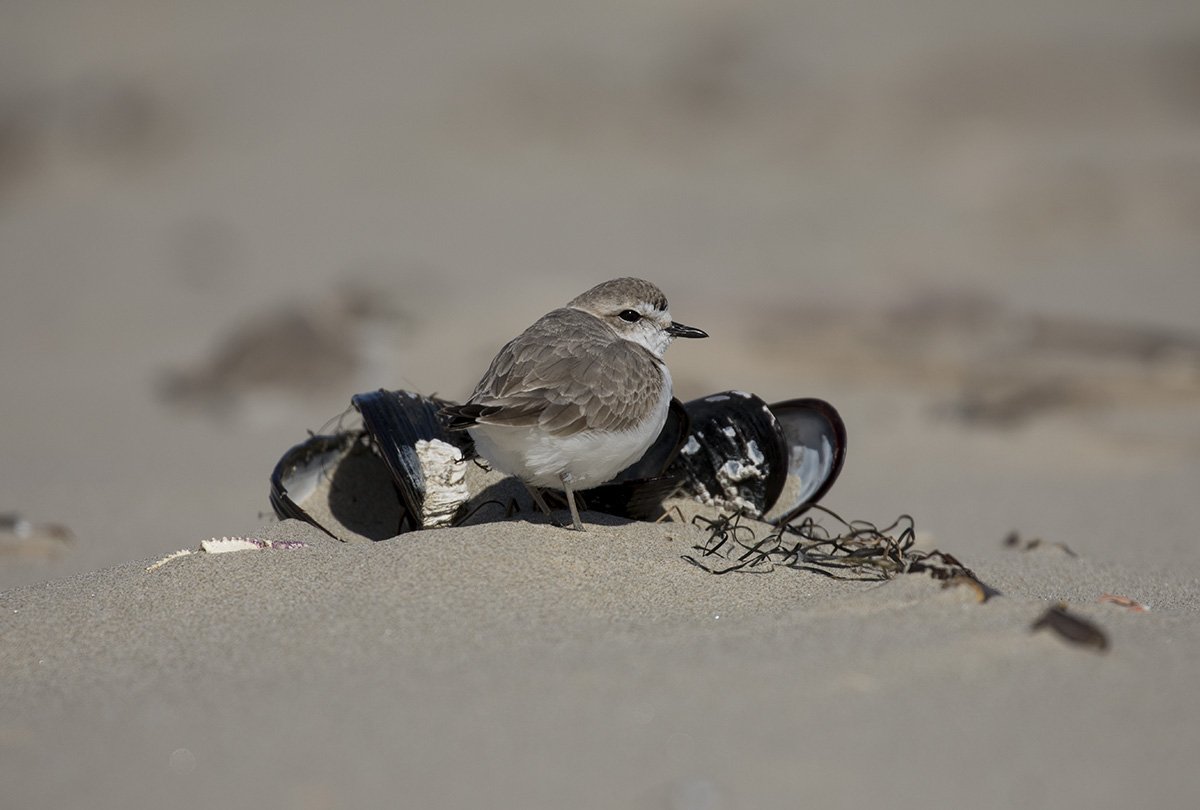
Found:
<box><xmin>523</xmin><ymin>484</ymin><xmax>559</xmax><ymax>524</ymax></box>
<box><xmin>559</xmin><ymin>472</ymin><xmax>585</xmax><ymax>532</ymax></box>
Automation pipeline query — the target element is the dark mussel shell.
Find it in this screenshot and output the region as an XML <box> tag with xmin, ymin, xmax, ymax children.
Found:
<box><xmin>350</xmin><ymin>388</ymin><xmax>468</xmax><ymax>528</ymax></box>
<box><xmin>665</xmin><ymin>391</ymin><xmax>789</xmax><ymax>517</ymax></box>
<box><xmin>270</xmin><ymin>429</ymin><xmax>407</xmax><ymax>540</ymax></box>
<box><xmin>608</xmin><ymin>398</ymin><xmax>690</xmax><ymax>484</ymax></box>
<box><xmin>765</xmin><ymin>398</ymin><xmax>847</xmax><ymax>524</ymax></box>
<box><xmin>652</xmin><ymin>392</ymin><xmax>846</xmax><ymax>521</ymax></box>
<box><xmin>269</xmin><ymin>390</ymin><xmax>470</xmax><ymax>540</ymax></box>
<box><xmin>270</xmin><ymin>432</ymin><xmax>355</xmax><ymax>528</ymax></box>
<box><xmin>351</xmin><ymin>389</ymin><xmax>470</xmax><ymax>529</ymax></box>
<box><xmin>573</xmin><ymin>398</ymin><xmax>690</xmax><ymax>520</ymax></box>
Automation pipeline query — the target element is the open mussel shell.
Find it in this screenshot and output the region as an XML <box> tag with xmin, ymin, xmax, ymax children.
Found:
<box><xmin>764</xmin><ymin>398</ymin><xmax>847</xmax><ymax>524</ymax></box>
<box><xmin>269</xmin><ymin>389</ymin><xmax>471</xmax><ymax>540</ymax></box>
<box><xmin>665</xmin><ymin>391</ymin><xmax>789</xmax><ymax>517</ymax></box>
<box><xmin>270</xmin><ymin>432</ymin><xmax>355</xmax><ymax>528</ymax></box>
<box><xmin>652</xmin><ymin>391</ymin><xmax>846</xmax><ymax>521</ymax></box>
<box><xmin>270</xmin><ymin>429</ymin><xmax>408</xmax><ymax>540</ymax></box>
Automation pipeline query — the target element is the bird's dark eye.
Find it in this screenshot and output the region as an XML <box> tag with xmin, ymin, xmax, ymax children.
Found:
<box><xmin>618</xmin><ymin>309</ymin><xmax>641</xmax><ymax>323</ymax></box>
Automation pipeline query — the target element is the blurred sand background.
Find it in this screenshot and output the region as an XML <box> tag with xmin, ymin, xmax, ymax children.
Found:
<box><xmin>3</xmin><ymin>1</ymin><xmax>1200</xmax><ymax>808</ymax></box>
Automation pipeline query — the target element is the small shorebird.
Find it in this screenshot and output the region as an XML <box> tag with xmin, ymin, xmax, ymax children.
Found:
<box><xmin>443</xmin><ymin>277</ymin><xmax>707</xmax><ymax>530</ymax></box>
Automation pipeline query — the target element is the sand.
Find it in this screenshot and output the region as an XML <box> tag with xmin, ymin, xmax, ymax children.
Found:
<box><xmin>4</xmin><ymin>517</ymin><xmax>1199</xmax><ymax>809</ymax></box>
<box><xmin>3</xmin><ymin>1</ymin><xmax>1200</xmax><ymax>807</ymax></box>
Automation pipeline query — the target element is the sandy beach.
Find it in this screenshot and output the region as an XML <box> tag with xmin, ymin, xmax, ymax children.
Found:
<box><xmin>3</xmin><ymin>2</ymin><xmax>1200</xmax><ymax>807</ymax></box>
<box><xmin>5</xmin><ymin>518</ymin><xmax>1200</xmax><ymax>808</ymax></box>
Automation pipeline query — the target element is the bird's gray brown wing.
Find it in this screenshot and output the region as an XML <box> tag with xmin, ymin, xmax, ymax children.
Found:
<box><xmin>453</xmin><ymin>308</ymin><xmax>664</xmax><ymax>436</ymax></box>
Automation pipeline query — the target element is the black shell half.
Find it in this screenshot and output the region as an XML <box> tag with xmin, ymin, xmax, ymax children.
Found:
<box><xmin>268</xmin><ymin>390</ymin><xmax>471</xmax><ymax>540</ymax></box>
<box><xmin>352</xmin><ymin>389</ymin><xmax>469</xmax><ymax>530</ymax></box>
<box><xmin>607</xmin><ymin>397</ymin><xmax>690</xmax><ymax>483</ymax></box>
<box><xmin>766</xmin><ymin>398</ymin><xmax>847</xmax><ymax>524</ymax></box>
<box><xmin>269</xmin><ymin>432</ymin><xmax>358</xmax><ymax>532</ymax></box>
<box><xmin>576</xmin><ymin>398</ymin><xmax>690</xmax><ymax>520</ymax></box>
<box><xmin>665</xmin><ymin>391</ymin><xmax>788</xmax><ymax>517</ymax></box>
<box><xmin>269</xmin><ymin>430</ymin><xmax>407</xmax><ymax>540</ymax></box>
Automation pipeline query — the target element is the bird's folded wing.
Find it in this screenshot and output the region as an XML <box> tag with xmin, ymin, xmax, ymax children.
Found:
<box><xmin>460</xmin><ymin>309</ymin><xmax>664</xmax><ymax>436</ymax></box>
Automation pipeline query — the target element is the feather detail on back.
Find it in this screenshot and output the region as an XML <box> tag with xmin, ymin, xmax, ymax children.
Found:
<box><xmin>442</xmin><ymin>308</ymin><xmax>665</xmax><ymax>436</ymax></box>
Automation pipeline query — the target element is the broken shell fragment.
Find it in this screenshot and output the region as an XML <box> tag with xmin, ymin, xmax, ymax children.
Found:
<box><xmin>146</xmin><ymin>536</ymin><xmax>308</xmax><ymax>571</ymax></box>
<box><xmin>201</xmin><ymin>535</ymin><xmax>308</xmax><ymax>553</ymax></box>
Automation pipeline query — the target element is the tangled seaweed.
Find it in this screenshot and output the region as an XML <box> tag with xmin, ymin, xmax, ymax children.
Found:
<box><xmin>682</xmin><ymin>505</ymin><xmax>985</xmax><ymax>591</ymax></box>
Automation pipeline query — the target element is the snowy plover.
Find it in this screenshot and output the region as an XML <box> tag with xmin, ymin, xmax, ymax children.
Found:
<box><xmin>443</xmin><ymin>277</ymin><xmax>707</xmax><ymax>530</ymax></box>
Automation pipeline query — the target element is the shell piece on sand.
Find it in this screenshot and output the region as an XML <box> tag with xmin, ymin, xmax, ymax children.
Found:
<box><xmin>201</xmin><ymin>536</ymin><xmax>307</xmax><ymax>553</ymax></box>
<box><xmin>145</xmin><ymin>549</ymin><xmax>193</xmax><ymax>571</ymax></box>
<box><xmin>1098</xmin><ymin>593</ymin><xmax>1150</xmax><ymax>612</ymax></box>
<box><xmin>202</xmin><ymin>536</ymin><xmax>266</xmax><ymax>553</ymax></box>
<box><xmin>146</xmin><ymin>536</ymin><xmax>307</xmax><ymax>571</ymax></box>
<box><xmin>414</xmin><ymin>439</ymin><xmax>468</xmax><ymax>527</ymax></box>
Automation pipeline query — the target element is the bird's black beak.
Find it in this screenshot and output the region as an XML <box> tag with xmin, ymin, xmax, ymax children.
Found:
<box><xmin>667</xmin><ymin>321</ymin><xmax>708</xmax><ymax>339</ymax></box>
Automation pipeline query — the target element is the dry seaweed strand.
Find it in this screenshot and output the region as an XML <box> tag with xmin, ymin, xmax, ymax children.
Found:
<box><xmin>451</xmin><ymin>495</ymin><xmax>524</xmax><ymax>526</ymax></box>
<box><xmin>682</xmin><ymin>505</ymin><xmax>988</xmax><ymax>595</ymax></box>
